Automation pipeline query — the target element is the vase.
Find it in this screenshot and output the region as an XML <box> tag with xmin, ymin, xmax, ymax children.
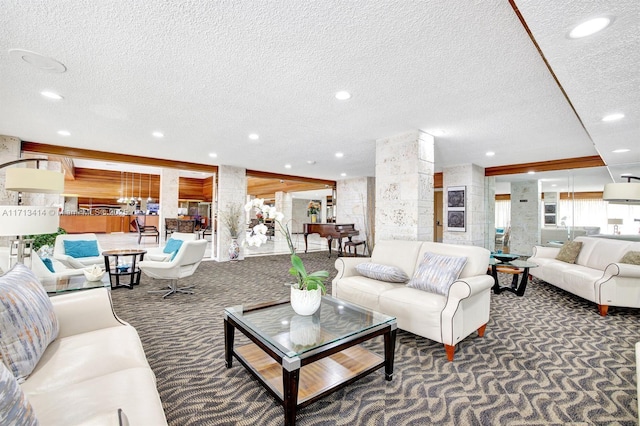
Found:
<box><xmin>228</xmin><ymin>238</ymin><xmax>240</xmax><ymax>261</ymax></box>
<box><xmin>311</xmin><ymin>214</ymin><xmax>317</xmax><ymax>223</ymax></box>
<box><xmin>290</xmin><ymin>286</ymin><xmax>322</xmax><ymax>316</ymax></box>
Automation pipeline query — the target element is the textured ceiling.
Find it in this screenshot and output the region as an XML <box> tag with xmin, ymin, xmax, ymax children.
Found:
<box><xmin>0</xmin><ymin>0</ymin><xmax>637</xmax><ymax>187</ymax></box>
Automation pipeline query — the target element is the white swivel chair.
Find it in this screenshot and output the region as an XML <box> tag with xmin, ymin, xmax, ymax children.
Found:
<box><xmin>53</xmin><ymin>233</ymin><xmax>104</xmax><ymax>268</ymax></box>
<box><xmin>145</xmin><ymin>232</ymin><xmax>198</xmax><ymax>261</ymax></box>
<box><xmin>138</xmin><ymin>239</ymin><xmax>207</xmax><ymax>298</ymax></box>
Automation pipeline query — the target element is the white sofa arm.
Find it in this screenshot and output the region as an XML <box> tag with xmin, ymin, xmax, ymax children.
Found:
<box><xmin>530</xmin><ymin>245</ymin><xmax>560</xmax><ymax>259</ymax></box>
<box><xmin>333</xmin><ymin>257</ymin><xmax>370</xmax><ymax>280</ymax></box>
<box><xmin>602</xmin><ymin>263</ymin><xmax>640</xmax><ymax>279</ymax></box>
<box><xmin>53</xmin><ymin>254</ymin><xmax>86</xmax><ymax>269</ymax></box>
<box><xmin>447</xmin><ymin>275</ymin><xmax>494</xmax><ymax>301</ymax></box>
<box><xmin>51</xmin><ymin>288</ymin><xmax>127</xmax><ymax>339</ymax></box>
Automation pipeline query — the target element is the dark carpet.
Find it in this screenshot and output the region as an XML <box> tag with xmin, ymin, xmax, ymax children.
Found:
<box><xmin>110</xmin><ymin>251</ymin><xmax>640</xmax><ymax>425</ymax></box>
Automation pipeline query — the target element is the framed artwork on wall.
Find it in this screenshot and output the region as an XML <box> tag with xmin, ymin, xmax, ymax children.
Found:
<box><xmin>447</xmin><ymin>186</ymin><xmax>466</xmax><ymax>232</ymax></box>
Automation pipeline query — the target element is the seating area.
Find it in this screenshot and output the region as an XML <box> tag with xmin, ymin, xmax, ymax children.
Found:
<box><xmin>131</xmin><ymin>216</ymin><xmax>160</xmax><ymax>244</ymax></box>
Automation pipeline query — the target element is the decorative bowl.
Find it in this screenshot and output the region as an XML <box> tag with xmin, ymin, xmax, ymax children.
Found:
<box><xmin>83</xmin><ymin>267</ymin><xmax>105</xmax><ymax>282</ymax></box>
<box><xmin>493</xmin><ymin>254</ymin><xmax>519</xmax><ymax>263</ymax></box>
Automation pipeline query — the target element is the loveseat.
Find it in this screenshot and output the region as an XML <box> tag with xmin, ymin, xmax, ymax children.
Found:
<box><xmin>0</xmin><ymin>264</ymin><xmax>167</xmax><ymax>425</ymax></box>
<box><xmin>333</xmin><ymin>240</ymin><xmax>493</xmax><ymax>361</ymax></box>
<box><xmin>528</xmin><ymin>236</ymin><xmax>640</xmax><ymax>316</ymax></box>
<box><xmin>53</xmin><ymin>233</ymin><xmax>104</xmax><ymax>268</ymax></box>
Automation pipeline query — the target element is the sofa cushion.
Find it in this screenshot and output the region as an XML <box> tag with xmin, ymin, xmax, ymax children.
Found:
<box><xmin>0</xmin><ymin>361</ymin><xmax>38</xmax><ymax>426</ymax></box>
<box><xmin>407</xmin><ymin>252</ymin><xmax>467</xmax><ymax>295</ymax></box>
<box><xmin>334</xmin><ymin>276</ymin><xmax>402</xmax><ymax>312</ymax></box>
<box><xmin>41</xmin><ymin>257</ymin><xmax>55</xmax><ymax>273</ymax></box>
<box><xmin>355</xmin><ymin>262</ymin><xmax>409</xmax><ymax>283</ymax></box>
<box><xmin>0</xmin><ymin>264</ymin><xmax>59</xmax><ymax>383</ymax></box>
<box><xmin>63</xmin><ymin>240</ymin><xmax>100</xmax><ymax>258</ymax></box>
<box><xmin>556</xmin><ymin>241</ymin><xmax>583</xmax><ymax>264</ymax></box>
<box><xmin>620</xmin><ymin>251</ymin><xmax>640</xmax><ymax>265</ymax></box>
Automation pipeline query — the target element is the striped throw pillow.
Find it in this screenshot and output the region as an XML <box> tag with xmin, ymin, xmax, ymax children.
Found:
<box><xmin>407</xmin><ymin>252</ymin><xmax>467</xmax><ymax>295</ymax></box>
<box><xmin>0</xmin><ymin>361</ymin><xmax>38</xmax><ymax>425</ymax></box>
<box><xmin>0</xmin><ymin>264</ymin><xmax>59</xmax><ymax>383</ymax></box>
<box><xmin>356</xmin><ymin>263</ymin><xmax>409</xmax><ymax>283</ymax></box>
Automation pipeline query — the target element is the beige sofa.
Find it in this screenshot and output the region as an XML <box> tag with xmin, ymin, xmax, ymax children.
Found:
<box><xmin>529</xmin><ymin>236</ymin><xmax>640</xmax><ymax>316</ymax></box>
<box><xmin>11</xmin><ymin>285</ymin><xmax>168</xmax><ymax>424</ymax></box>
<box><xmin>333</xmin><ymin>240</ymin><xmax>493</xmax><ymax>361</ymax></box>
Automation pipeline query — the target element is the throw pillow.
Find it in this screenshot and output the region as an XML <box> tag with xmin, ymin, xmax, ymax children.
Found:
<box><xmin>41</xmin><ymin>257</ymin><xmax>55</xmax><ymax>273</ymax></box>
<box><xmin>555</xmin><ymin>241</ymin><xmax>583</xmax><ymax>264</ymax></box>
<box><xmin>619</xmin><ymin>251</ymin><xmax>640</xmax><ymax>265</ymax></box>
<box><xmin>356</xmin><ymin>263</ymin><xmax>409</xmax><ymax>283</ymax></box>
<box><xmin>407</xmin><ymin>252</ymin><xmax>467</xmax><ymax>295</ymax></box>
<box><xmin>163</xmin><ymin>238</ymin><xmax>184</xmax><ymax>261</ymax></box>
<box><xmin>0</xmin><ymin>362</ymin><xmax>38</xmax><ymax>426</ymax></box>
<box><xmin>118</xmin><ymin>408</ymin><xmax>129</xmax><ymax>426</ymax></box>
<box><xmin>63</xmin><ymin>240</ymin><xmax>100</xmax><ymax>258</ymax></box>
<box><xmin>0</xmin><ymin>264</ymin><xmax>59</xmax><ymax>383</ymax></box>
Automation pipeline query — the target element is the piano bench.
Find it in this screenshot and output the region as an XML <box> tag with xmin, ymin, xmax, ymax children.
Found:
<box><xmin>344</xmin><ymin>240</ymin><xmax>367</xmax><ymax>257</ymax></box>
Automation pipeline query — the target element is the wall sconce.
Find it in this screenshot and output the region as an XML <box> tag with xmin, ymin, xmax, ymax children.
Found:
<box><xmin>603</xmin><ymin>176</ymin><xmax>640</xmax><ymax>204</ymax></box>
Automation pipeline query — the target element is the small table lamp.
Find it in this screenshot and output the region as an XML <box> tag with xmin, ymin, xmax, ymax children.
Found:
<box><xmin>607</xmin><ymin>218</ymin><xmax>623</xmax><ymax>235</ymax></box>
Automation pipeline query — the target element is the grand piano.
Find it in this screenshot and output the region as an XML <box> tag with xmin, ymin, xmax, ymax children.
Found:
<box><xmin>303</xmin><ymin>223</ymin><xmax>359</xmax><ymax>257</ymax></box>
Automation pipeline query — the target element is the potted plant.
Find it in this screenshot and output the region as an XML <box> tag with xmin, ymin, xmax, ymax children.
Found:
<box><xmin>245</xmin><ymin>198</ymin><xmax>329</xmax><ymax>315</ymax></box>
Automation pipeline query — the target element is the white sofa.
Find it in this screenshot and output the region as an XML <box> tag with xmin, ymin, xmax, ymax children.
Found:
<box><xmin>0</xmin><ymin>265</ymin><xmax>167</xmax><ymax>425</ymax></box>
<box><xmin>333</xmin><ymin>240</ymin><xmax>493</xmax><ymax>361</ymax></box>
<box><xmin>529</xmin><ymin>236</ymin><xmax>640</xmax><ymax>316</ymax></box>
<box><xmin>53</xmin><ymin>233</ymin><xmax>104</xmax><ymax>268</ymax></box>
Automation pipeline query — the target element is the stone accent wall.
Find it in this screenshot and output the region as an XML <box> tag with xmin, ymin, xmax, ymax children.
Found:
<box><xmin>486</xmin><ymin>176</ymin><xmax>496</xmax><ymax>251</ymax></box>
<box><xmin>217</xmin><ymin>165</ymin><xmax>246</xmax><ymax>261</ymax></box>
<box><xmin>0</xmin><ymin>135</ymin><xmax>21</xmax><ymax>205</ymax></box>
<box><xmin>442</xmin><ymin>164</ymin><xmax>487</xmax><ymax>247</ymax></box>
<box><xmin>510</xmin><ymin>180</ymin><xmax>541</xmax><ymax>256</ymax></box>
<box><xmin>160</xmin><ymin>168</ymin><xmax>180</xmax><ymax>242</ymax></box>
<box><xmin>375</xmin><ymin>130</ymin><xmax>434</xmax><ymax>243</ymax></box>
<box><xmin>336</xmin><ymin>176</ymin><xmax>375</xmax><ymax>254</ymax></box>
<box><xmin>275</xmin><ymin>191</ymin><xmax>293</xmax><ymax>244</ymax></box>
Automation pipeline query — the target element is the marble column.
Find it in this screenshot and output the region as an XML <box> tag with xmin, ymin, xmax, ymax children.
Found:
<box><xmin>275</xmin><ymin>191</ymin><xmax>293</xmax><ymax>247</ymax></box>
<box><xmin>510</xmin><ymin>180</ymin><xmax>541</xmax><ymax>255</ymax></box>
<box><xmin>442</xmin><ymin>164</ymin><xmax>487</xmax><ymax>247</ymax></box>
<box><xmin>0</xmin><ymin>135</ymin><xmax>21</xmax><ymax>205</ymax></box>
<box><xmin>375</xmin><ymin>130</ymin><xmax>434</xmax><ymax>243</ymax></box>
<box><xmin>159</xmin><ymin>168</ymin><xmax>179</xmax><ymax>242</ymax></box>
<box><xmin>336</xmin><ymin>177</ymin><xmax>375</xmax><ymax>253</ymax></box>
<box><xmin>486</xmin><ymin>176</ymin><xmax>497</xmax><ymax>251</ymax></box>
<box><xmin>216</xmin><ymin>165</ymin><xmax>246</xmax><ymax>262</ymax></box>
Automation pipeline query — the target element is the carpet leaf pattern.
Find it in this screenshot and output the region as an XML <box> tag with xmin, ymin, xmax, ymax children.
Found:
<box><xmin>109</xmin><ymin>251</ymin><xmax>639</xmax><ymax>425</ymax></box>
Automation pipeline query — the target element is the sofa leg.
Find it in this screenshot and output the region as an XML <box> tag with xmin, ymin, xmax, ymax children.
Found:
<box><xmin>598</xmin><ymin>304</ymin><xmax>609</xmax><ymax>316</ymax></box>
<box><xmin>477</xmin><ymin>323</ymin><xmax>487</xmax><ymax>337</ymax></box>
<box><xmin>444</xmin><ymin>344</ymin><xmax>455</xmax><ymax>362</ymax></box>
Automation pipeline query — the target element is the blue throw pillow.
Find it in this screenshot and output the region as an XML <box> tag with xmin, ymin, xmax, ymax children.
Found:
<box><xmin>163</xmin><ymin>239</ymin><xmax>183</xmax><ymax>254</ymax></box>
<box><xmin>42</xmin><ymin>258</ymin><xmax>55</xmax><ymax>273</ymax></box>
<box><xmin>63</xmin><ymin>240</ymin><xmax>100</xmax><ymax>258</ymax></box>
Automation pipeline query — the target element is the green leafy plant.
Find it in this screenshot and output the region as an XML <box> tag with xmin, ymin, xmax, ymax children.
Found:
<box><xmin>26</xmin><ymin>227</ymin><xmax>67</xmax><ymax>251</ymax></box>
<box><xmin>289</xmin><ymin>254</ymin><xmax>328</xmax><ymax>294</ymax></box>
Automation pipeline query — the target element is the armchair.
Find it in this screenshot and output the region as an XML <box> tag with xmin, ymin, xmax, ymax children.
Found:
<box><xmin>139</xmin><ymin>239</ymin><xmax>207</xmax><ymax>298</ymax></box>
<box><xmin>53</xmin><ymin>233</ymin><xmax>104</xmax><ymax>268</ymax></box>
<box><xmin>145</xmin><ymin>232</ymin><xmax>198</xmax><ymax>261</ymax></box>
<box><xmin>165</xmin><ymin>218</ymin><xmax>178</xmax><ymax>240</ymax></box>
<box><xmin>131</xmin><ymin>216</ymin><xmax>160</xmax><ymax>244</ymax></box>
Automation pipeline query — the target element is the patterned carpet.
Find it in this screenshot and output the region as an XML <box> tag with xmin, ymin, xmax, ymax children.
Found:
<box><xmin>109</xmin><ymin>251</ymin><xmax>640</xmax><ymax>425</ymax></box>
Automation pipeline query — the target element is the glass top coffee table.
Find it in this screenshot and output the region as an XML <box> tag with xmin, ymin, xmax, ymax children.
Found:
<box><xmin>40</xmin><ymin>273</ymin><xmax>110</xmax><ymax>295</ymax></box>
<box><xmin>489</xmin><ymin>256</ymin><xmax>539</xmax><ymax>296</ymax></box>
<box><xmin>224</xmin><ymin>295</ymin><xmax>397</xmax><ymax>426</ymax></box>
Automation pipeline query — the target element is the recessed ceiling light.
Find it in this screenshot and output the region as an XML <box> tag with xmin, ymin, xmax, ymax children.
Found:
<box><xmin>552</xmin><ymin>184</ymin><xmax>557</xmax><ymax>187</ymax></box>
<box><xmin>9</xmin><ymin>49</ymin><xmax>67</xmax><ymax>73</ymax></box>
<box><xmin>152</xmin><ymin>131</ymin><xmax>164</xmax><ymax>138</ymax></box>
<box><xmin>612</xmin><ymin>149</ymin><xmax>630</xmax><ymax>153</ymax></box>
<box><xmin>306</xmin><ymin>160</ymin><xmax>316</xmax><ymax>165</ymax></box>
<box><xmin>335</xmin><ymin>152</ymin><xmax>344</xmax><ymax>158</ymax></box>
<box><xmin>340</xmin><ymin>173</ymin><xmax>347</xmax><ymax>177</ymax></box>
<box><xmin>569</xmin><ymin>17</ymin><xmax>611</xmax><ymax>39</ymax></box>
<box><xmin>248</xmin><ymin>133</ymin><xmax>259</xmax><ymax>140</ymax></box>
<box><xmin>208</xmin><ymin>152</ymin><xmax>217</xmax><ymax>158</ymax></box>
<box><xmin>527</xmin><ymin>171</ymin><xmax>535</xmax><ymax>175</ymax></box>
<box><xmin>602</xmin><ymin>113</ymin><xmax>625</xmax><ymax>122</ymax></box>
<box><xmin>40</xmin><ymin>91</ymin><xmax>63</xmax><ymax>100</ymax></box>
<box><xmin>621</xmin><ymin>173</ymin><xmax>632</xmax><ymax>176</ymax></box>
<box><xmin>284</xmin><ymin>164</ymin><xmax>292</xmax><ymax>169</ymax></box>
<box><xmin>335</xmin><ymin>91</ymin><xmax>351</xmax><ymax>100</ymax></box>
<box><xmin>57</xmin><ymin>130</ymin><xmax>70</xmax><ymax>136</ymax></box>
<box><xmin>486</xmin><ymin>151</ymin><xmax>495</xmax><ymax>157</ymax></box>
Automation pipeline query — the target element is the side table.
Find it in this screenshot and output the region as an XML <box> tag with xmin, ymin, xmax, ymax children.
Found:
<box><xmin>103</xmin><ymin>249</ymin><xmax>147</xmax><ymax>290</ymax></box>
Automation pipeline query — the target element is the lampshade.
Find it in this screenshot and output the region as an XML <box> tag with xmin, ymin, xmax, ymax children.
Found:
<box><xmin>4</xmin><ymin>167</ymin><xmax>64</xmax><ymax>194</ymax></box>
<box><xmin>603</xmin><ymin>182</ymin><xmax>640</xmax><ymax>204</ymax></box>
<box><xmin>607</xmin><ymin>218</ymin><xmax>623</xmax><ymax>225</ymax></box>
<box><xmin>0</xmin><ymin>206</ymin><xmax>59</xmax><ymax>236</ymax></box>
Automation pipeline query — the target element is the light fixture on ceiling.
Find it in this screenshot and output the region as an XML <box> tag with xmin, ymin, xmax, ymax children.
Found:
<box><xmin>138</xmin><ymin>173</ymin><xmax>142</xmax><ymax>202</ymax></box>
<box><xmin>1</xmin><ymin>158</ymin><xmax>64</xmax><ymax>194</ymax></box>
<box><xmin>569</xmin><ymin>16</ymin><xmax>611</xmax><ymax>39</ymax></box>
<box><xmin>122</xmin><ymin>171</ymin><xmax>128</xmax><ymax>204</ymax></box>
<box><xmin>9</xmin><ymin>49</ymin><xmax>67</xmax><ymax>73</ymax></box>
<box><xmin>612</xmin><ymin>148</ymin><xmax>630</xmax><ymax>153</ymax></box>
<box><xmin>117</xmin><ymin>171</ymin><xmax>124</xmax><ymax>203</ymax></box>
<box><xmin>603</xmin><ymin>176</ymin><xmax>640</xmax><ymax>204</ymax></box>
<box><xmin>248</xmin><ymin>133</ymin><xmax>259</xmax><ymax>140</ymax></box>
<box><xmin>340</xmin><ymin>173</ymin><xmax>347</xmax><ymax>177</ymax></box>
<box><xmin>147</xmin><ymin>174</ymin><xmax>152</xmax><ymax>202</ymax></box>
<box><xmin>57</xmin><ymin>130</ymin><xmax>70</xmax><ymax>136</ymax></box>
<box><xmin>527</xmin><ymin>171</ymin><xmax>535</xmax><ymax>175</ymax></box>
<box><xmin>335</xmin><ymin>152</ymin><xmax>344</xmax><ymax>158</ymax></box>
<box><xmin>486</xmin><ymin>151</ymin><xmax>495</xmax><ymax>157</ymax></box>
<box><xmin>335</xmin><ymin>91</ymin><xmax>351</xmax><ymax>100</ymax></box>
<box><xmin>602</xmin><ymin>113</ymin><xmax>624</xmax><ymax>122</ymax></box>
<box><xmin>209</xmin><ymin>152</ymin><xmax>217</xmax><ymax>158</ymax></box>
<box><xmin>284</xmin><ymin>164</ymin><xmax>292</xmax><ymax>169</ymax></box>
<box><xmin>40</xmin><ymin>91</ymin><xmax>63</xmax><ymax>100</ymax></box>
<box><xmin>152</xmin><ymin>131</ymin><xmax>164</xmax><ymax>138</ymax></box>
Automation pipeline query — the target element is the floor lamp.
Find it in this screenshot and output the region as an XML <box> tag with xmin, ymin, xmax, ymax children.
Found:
<box><xmin>0</xmin><ymin>158</ymin><xmax>64</xmax><ymax>264</ymax></box>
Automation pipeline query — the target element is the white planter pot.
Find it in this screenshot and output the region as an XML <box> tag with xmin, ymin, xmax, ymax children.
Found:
<box><xmin>290</xmin><ymin>286</ymin><xmax>322</xmax><ymax>316</ymax></box>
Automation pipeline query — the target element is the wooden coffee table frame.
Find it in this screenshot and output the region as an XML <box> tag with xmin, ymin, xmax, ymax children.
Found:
<box><xmin>224</xmin><ymin>301</ymin><xmax>397</xmax><ymax>426</ymax></box>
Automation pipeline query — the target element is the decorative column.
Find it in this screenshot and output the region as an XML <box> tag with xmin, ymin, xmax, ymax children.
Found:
<box><xmin>275</xmin><ymin>191</ymin><xmax>293</xmax><ymax>247</ymax></box>
<box><xmin>442</xmin><ymin>164</ymin><xmax>487</xmax><ymax>247</ymax></box>
<box><xmin>375</xmin><ymin>130</ymin><xmax>434</xmax><ymax>242</ymax></box>
<box><xmin>216</xmin><ymin>165</ymin><xmax>246</xmax><ymax>262</ymax></box>
<box><xmin>486</xmin><ymin>176</ymin><xmax>497</xmax><ymax>251</ymax></box>
<box><xmin>0</xmin><ymin>136</ymin><xmax>21</xmax><ymax>249</ymax></box>
<box><xmin>509</xmin><ymin>180</ymin><xmax>541</xmax><ymax>255</ymax></box>
<box><xmin>159</xmin><ymin>168</ymin><xmax>179</xmax><ymax>242</ymax></box>
<box><xmin>336</xmin><ymin>177</ymin><xmax>375</xmax><ymax>253</ymax></box>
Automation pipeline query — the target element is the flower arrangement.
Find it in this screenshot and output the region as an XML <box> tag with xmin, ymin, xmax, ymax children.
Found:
<box><xmin>307</xmin><ymin>201</ymin><xmax>321</xmax><ymax>215</ymax></box>
<box><xmin>245</xmin><ymin>198</ymin><xmax>328</xmax><ymax>293</ymax></box>
<box><xmin>220</xmin><ymin>203</ymin><xmax>243</xmax><ymax>238</ymax></box>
